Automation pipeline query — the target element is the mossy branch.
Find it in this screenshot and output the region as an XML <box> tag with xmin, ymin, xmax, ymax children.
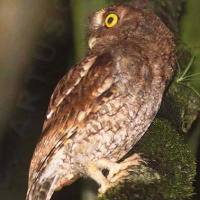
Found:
<box><xmin>98</xmin><ymin>119</ymin><xmax>196</xmax><ymax>200</ymax></box>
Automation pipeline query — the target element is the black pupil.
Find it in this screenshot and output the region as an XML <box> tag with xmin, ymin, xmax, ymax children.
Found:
<box><xmin>108</xmin><ymin>17</ymin><xmax>114</xmax><ymax>24</ymax></box>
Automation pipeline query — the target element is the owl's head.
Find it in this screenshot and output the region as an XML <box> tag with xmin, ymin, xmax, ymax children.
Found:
<box><xmin>88</xmin><ymin>3</ymin><xmax>174</xmax><ymax>55</ymax></box>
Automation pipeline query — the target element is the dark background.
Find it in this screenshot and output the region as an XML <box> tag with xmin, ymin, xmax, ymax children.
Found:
<box><xmin>0</xmin><ymin>0</ymin><xmax>199</xmax><ymax>200</ymax></box>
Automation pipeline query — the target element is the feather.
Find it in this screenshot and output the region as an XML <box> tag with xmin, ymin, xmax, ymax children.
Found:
<box><xmin>26</xmin><ymin>176</ymin><xmax>58</xmax><ymax>200</ymax></box>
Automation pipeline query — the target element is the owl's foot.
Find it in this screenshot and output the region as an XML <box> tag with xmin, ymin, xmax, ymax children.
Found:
<box><xmin>98</xmin><ymin>154</ymin><xmax>143</xmax><ymax>183</ymax></box>
<box><xmin>85</xmin><ymin>162</ymin><xmax>115</xmax><ymax>194</ymax></box>
<box><xmin>85</xmin><ymin>154</ymin><xmax>144</xmax><ymax>194</ymax></box>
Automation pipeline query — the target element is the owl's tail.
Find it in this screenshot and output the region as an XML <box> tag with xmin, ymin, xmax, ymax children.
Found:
<box><xmin>26</xmin><ymin>176</ymin><xmax>58</xmax><ymax>200</ymax></box>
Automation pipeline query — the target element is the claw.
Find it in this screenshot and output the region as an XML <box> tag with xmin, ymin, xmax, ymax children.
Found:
<box><xmin>109</xmin><ymin>170</ymin><xmax>130</xmax><ymax>183</ymax></box>
<box><xmin>98</xmin><ymin>181</ymin><xmax>112</xmax><ymax>194</ymax></box>
<box><xmin>106</xmin><ymin>153</ymin><xmax>144</xmax><ymax>181</ymax></box>
<box><xmin>86</xmin><ymin>153</ymin><xmax>145</xmax><ymax>195</ymax></box>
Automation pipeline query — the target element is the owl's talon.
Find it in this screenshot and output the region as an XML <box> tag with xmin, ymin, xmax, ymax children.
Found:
<box><xmin>109</xmin><ymin>170</ymin><xmax>130</xmax><ymax>183</ymax></box>
<box><xmin>107</xmin><ymin>154</ymin><xmax>148</xmax><ymax>183</ymax></box>
<box><xmin>126</xmin><ymin>153</ymin><xmax>148</xmax><ymax>165</ymax></box>
<box><xmin>106</xmin><ymin>153</ymin><xmax>143</xmax><ymax>181</ymax></box>
<box><xmin>98</xmin><ymin>182</ymin><xmax>113</xmax><ymax>194</ymax></box>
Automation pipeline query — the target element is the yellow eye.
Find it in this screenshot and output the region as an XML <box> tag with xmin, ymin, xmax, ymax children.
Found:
<box><xmin>105</xmin><ymin>14</ymin><xmax>118</xmax><ymax>28</ymax></box>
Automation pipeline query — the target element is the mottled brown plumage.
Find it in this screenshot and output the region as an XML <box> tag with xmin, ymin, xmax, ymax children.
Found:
<box><xmin>26</xmin><ymin>2</ymin><xmax>176</xmax><ymax>200</ymax></box>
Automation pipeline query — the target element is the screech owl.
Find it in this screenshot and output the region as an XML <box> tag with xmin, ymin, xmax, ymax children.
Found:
<box><xmin>26</xmin><ymin>2</ymin><xmax>176</xmax><ymax>200</ymax></box>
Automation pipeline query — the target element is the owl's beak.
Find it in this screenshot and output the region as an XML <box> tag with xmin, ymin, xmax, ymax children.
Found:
<box><xmin>88</xmin><ymin>37</ymin><xmax>97</xmax><ymax>49</ymax></box>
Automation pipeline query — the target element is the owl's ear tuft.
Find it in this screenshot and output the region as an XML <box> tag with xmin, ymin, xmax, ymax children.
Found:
<box><xmin>90</xmin><ymin>8</ymin><xmax>107</xmax><ymax>30</ymax></box>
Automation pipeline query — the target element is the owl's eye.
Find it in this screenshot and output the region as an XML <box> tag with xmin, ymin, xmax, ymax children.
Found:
<box><xmin>105</xmin><ymin>14</ymin><xmax>118</xmax><ymax>28</ymax></box>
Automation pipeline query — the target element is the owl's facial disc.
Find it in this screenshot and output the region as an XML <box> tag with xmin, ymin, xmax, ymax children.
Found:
<box><xmin>88</xmin><ymin>5</ymin><xmax>133</xmax><ymax>50</ymax></box>
<box><xmin>88</xmin><ymin>12</ymin><xmax>119</xmax><ymax>49</ymax></box>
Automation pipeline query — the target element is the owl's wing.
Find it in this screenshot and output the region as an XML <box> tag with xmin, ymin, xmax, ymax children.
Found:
<box><xmin>28</xmin><ymin>52</ymin><xmax>117</xmax><ymax>187</ymax></box>
<box><xmin>43</xmin><ymin>54</ymin><xmax>97</xmax><ymax>126</ymax></box>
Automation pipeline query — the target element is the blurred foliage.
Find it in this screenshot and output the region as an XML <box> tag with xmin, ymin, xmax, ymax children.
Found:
<box><xmin>181</xmin><ymin>0</ymin><xmax>200</xmax><ymax>91</ymax></box>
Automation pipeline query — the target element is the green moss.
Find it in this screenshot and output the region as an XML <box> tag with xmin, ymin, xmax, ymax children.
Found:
<box><xmin>98</xmin><ymin>119</ymin><xmax>196</xmax><ymax>200</ymax></box>
<box><xmin>158</xmin><ymin>82</ymin><xmax>200</xmax><ymax>134</ymax></box>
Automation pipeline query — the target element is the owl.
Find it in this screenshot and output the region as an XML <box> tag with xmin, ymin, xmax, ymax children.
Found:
<box><xmin>26</xmin><ymin>2</ymin><xmax>176</xmax><ymax>200</ymax></box>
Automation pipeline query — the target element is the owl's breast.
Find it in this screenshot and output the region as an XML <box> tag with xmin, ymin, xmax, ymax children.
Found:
<box><xmin>68</xmin><ymin>75</ymin><xmax>163</xmax><ymax>173</ymax></box>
